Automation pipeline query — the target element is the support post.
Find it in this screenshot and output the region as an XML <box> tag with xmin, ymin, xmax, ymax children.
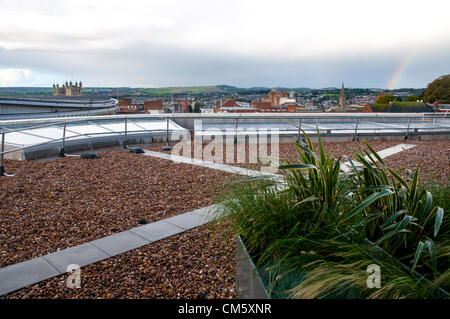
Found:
<box><xmin>297</xmin><ymin>118</ymin><xmax>302</xmax><ymax>143</ymax></box>
<box><xmin>0</xmin><ymin>132</ymin><xmax>5</xmax><ymax>176</ymax></box>
<box><xmin>405</xmin><ymin>117</ymin><xmax>411</xmax><ymax>140</ymax></box>
<box><xmin>166</xmin><ymin>116</ymin><xmax>169</xmax><ymax>146</ymax></box>
<box><xmin>124</xmin><ymin>118</ymin><xmax>128</xmax><ymax>148</ymax></box>
<box><xmin>234</xmin><ymin>118</ymin><xmax>239</xmax><ymax>144</ymax></box>
<box><xmin>162</xmin><ymin>115</ymin><xmax>172</xmax><ymax>151</ymax></box>
<box><xmin>59</xmin><ymin>121</ymin><xmax>67</xmax><ymax>157</ymax></box>
<box><xmin>353</xmin><ymin>117</ymin><xmax>359</xmax><ymax>141</ymax></box>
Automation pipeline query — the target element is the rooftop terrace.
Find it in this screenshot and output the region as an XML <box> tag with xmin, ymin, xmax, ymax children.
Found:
<box><xmin>0</xmin><ymin>134</ymin><xmax>448</xmax><ymax>298</ymax></box>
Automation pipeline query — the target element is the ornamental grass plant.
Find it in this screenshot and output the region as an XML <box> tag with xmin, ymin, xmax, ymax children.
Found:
<box><xmin>218</xmin><ymin>129</ymin><xmax>448</xmax><ymax>298</ymax></box>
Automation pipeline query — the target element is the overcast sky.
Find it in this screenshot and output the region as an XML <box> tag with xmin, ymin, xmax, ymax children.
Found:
<box><xmin>0</xmin><ymin>0</ymin><xmax>449</xmax><ymax>88</ymax></box>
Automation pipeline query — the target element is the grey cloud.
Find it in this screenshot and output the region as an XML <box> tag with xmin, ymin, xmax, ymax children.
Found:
<box><xmin>0</xmin><ymin>41</ymin><xmax>449</xmax><ymax>88</ymax></box>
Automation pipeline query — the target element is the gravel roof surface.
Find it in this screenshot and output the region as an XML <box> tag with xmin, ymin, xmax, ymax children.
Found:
<box><xmin>146</xmin><ymin>139</ymin><xmax>449</xmax><ymax>183</ymax></box>
<box><xmin>0</xmin><ymin>151</ymin><xmax>235</xmax><ymax>268</ymax></box>
<box><xmin>1</xmin><ymin>139</ymin><xmax>447</xmax><ymax>299</ymax></box>
<box><xmin>6</xmin><ymin>225</ymin><xmax>236</xmax><ymax>299</ymax></box>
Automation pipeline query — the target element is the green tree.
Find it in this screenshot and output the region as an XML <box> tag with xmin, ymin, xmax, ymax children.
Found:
<box><xmin>375</xmin><ymin>94</ymin><xmax>401</xmax><ymax>104</ymax></box>
<box><xmin>423</xmin><ymin>74</ymin><xmax>450</xmax><ymax>103</ymax></box>
<box><xmin>193</xmin><ymin>102</ymin><xmax>202</xmax><ymax>113</ymax></box>
<box><xmin>405</xmin><ymin>95</ymin><xmax>421</xmax><ymax>102</ymax></box>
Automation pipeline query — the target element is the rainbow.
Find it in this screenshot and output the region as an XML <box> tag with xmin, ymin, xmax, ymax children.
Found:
<box><xmin>386</xmin><ymin>52</ymin><xmax>416</xmax><ymax>90</ymax></box>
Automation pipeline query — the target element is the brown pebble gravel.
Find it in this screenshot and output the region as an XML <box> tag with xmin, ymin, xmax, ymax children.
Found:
<box><xmin>1</xmin><ymin>139</ymin><xmax>447</xmax><ymax>299</ymax></box>
<box><xmin>0</xmin><ymin>150</ymin><xmax>235</xmax><ymax>268</ymax></box>
<box><xmin>6</xmin><ymin>225</ymin><xmax>236</xmax><ymax>299</ymax></box>
<box><xmin>147</xmin><ymin>139</ymin><xmax>449</xmax><ymax>183</ymax></box>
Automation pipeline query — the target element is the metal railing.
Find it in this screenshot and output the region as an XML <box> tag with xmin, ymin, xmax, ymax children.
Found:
<box><xmin>0</xmin><ymin>115</ymin><xmax>183</xmax><ymax>175</ymax></box>
<box><xmin>1</xmin><ymin>113</ymin><xmax>449</xmax><ymax>175</ymax></box>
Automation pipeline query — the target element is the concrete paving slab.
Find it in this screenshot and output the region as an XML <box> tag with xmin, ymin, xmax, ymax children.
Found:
<box><xmin>143</xmin><ymin>149</ymin><xmax>282</xmax><ymax>179</ymax></box>
<box><xmin>129</xmin><ymin>220</ymin><xmax>185</xmax><ymax>242</ymax></box>
<box><xmin>0</xmin><ymin>257</ymin><xmax>60</xmax><ymax>296</ymax></box>
<box><xmin>191</xmin><ymin>205</ymin><xmax>221</xmax><ymax>222</ymax></box>
<box><xmin>163</xmin><ymin>210</ymin><xmax>209</xmax><ymax>230</ymax></box>
<box><xmin>42</xmin><ymin>243</ymin><xmax>110</xmax><ymax>273</ymax></box>
<box><xmin>90</xmin><ymin>230</ymin><xmax>150</xmax><ymax>257</ymax></box>
<box><xmin>341</xmin><ymin>143</ymin><xmax>416</xmax><ymax>173</ymax></box>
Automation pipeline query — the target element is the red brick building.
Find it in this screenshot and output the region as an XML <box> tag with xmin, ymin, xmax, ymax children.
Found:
<box><xmin>256</xmin><ymin>90</ymin><xmax>298</xmax><ymax>112</ymax></box>
<box><xmin>221</xmin><ymin>99</ymin><xmax>240</xmax><ymax>108</ymax></box>
<box><xmin>144</xmin><ymin>100</ymin><xmax>163</xmax><ymax>112</ymax></box>
<box><xmin>117</xmin><ymin>98</ymin><xmax>163</xmax><ymax>113</ymax></box>
<box><xmin>251</xmin><ymin>101</ymin><xmax>296</xmax><ymax>112</ymax></box>
<box><xmin>262</xmin><ymin>91</ymin><xmax>290</xmax><ymax>105</ymax></box>
<box><xmin>177</xmin><ymin>99</ymin><xmax>191</xmax><ymax>113</ymax></box>
<box><xmin>118</xmin><ymin>98</ymin><xmax>142</xmax><ymax>113</ymax></box>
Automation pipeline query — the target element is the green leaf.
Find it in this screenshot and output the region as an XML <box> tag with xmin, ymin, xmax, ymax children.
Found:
<box><xmin>434</xmin><ymin>207</ymin><xmax>444</xmax><ymax>237</ymax></box>
<box><xmin>396</xmin><ymin>215</ymin><xmax>416</xmax><ymax>231</ymax></box>
<box><xmin>359</xmin><ymin>185</ymin><xmax>394</xmax><ymax>192</ymax></box>
<box><xmin>381</xmin><ymin>209</ymin><xmax>407</xmax><ymax>228</ymax></box>
<box><xmin>242</xmin><ymin>175</ymin><xmax>277</xmax><ymax>181</ymax></box>
<box><xmin>315</xmin><ymin>125</ymin><xmax>325</xmax><ymax>163</ymax></box>
<box><xmin>298</xmin><ymin>196</ymin><xmax>319</xmax><ymax>205</ymax></box>
<box><xmin>279</xmin><ymin>164</ymin><xmax>318</xmax><ymax>170</ymax></box>
<box><xmin>364</xmin><ymin>140</ymin><xmax>386</xmax><ymax>167</ymax></box>
<box><xmin>386</xmin><ymin>168</ymin><xmax>410</xmax><ymax>190</ymax></box>
<box><xmin>424</xmin><ymin>238</ymin><xmax>436</xmax><ymax>278</ymax></box>
<box><xmin>410</xmin><ymin>165</ymin><xmax>420</xmax><ymax>203</ymax></box>
<box><xmin>294</xmin><ymin>143</ymin><xmax>318</xmax><ymax>160</ymax></box>
<box><xmin>423</xmin><ymin>191</ymin><xmax>433</xmax><ymax>216</ymax></box>
<box><xmin>412</xmin><ymin>241</ymin><xmax>425</xmax><ymax>271</ymax></box>
<box><xmin>342</xmin><ymin>189</ymin><xmax>394</xmax><ymax>223</ymax></box>
<box><xmin>374</xmin><ymin>228</ymin><xmax>410</xmax><ymax>246</ymax></box>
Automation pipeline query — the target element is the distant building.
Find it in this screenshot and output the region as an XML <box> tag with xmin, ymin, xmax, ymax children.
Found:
<box><xmin>144</xmin><ymin>100</ymin><xmax>163</xmax><ymax>113</ymax></box>
<box><xmin>177</xmin><ymin>99</ymin><xmax>191</xmax><ymax>113</ymax></box>
<box><xmin>261</xmin><ymin>90</ymin><xmax>297</xmax><ymax>106</ymax></box>
<box><xmin>117</xmin><ymin>98</ymin><xmax>163</xmax><ymax>113</ymax></box>
<box><xmin>353</xmin><ymin>95</ymin><xmax>374</xmax><ymax>105</ymax></box>
<box><xmin>250</xmin><ymin>101</ymin><xmax>296</xmax><ymax>112</ymax></box>
<box><xmin>217</xmin><ymin>92</ymin><xmax>299</xmax><ymax>113</ymax></box>
<box><xmin>53</xmin><ymin>81</ymin><xmax>82</xmax><ymax>96</ymax></box>
<box><xmin>219</xmin><ymin>99</ymin><xmax>257</xmax><ymax>112</ymax></box>
<box><xmin>432</xmin><ymin>102</ymin><xmax>450</xmax><ymax>113</ymax></box>
<box><xmin>256</xmin><ymin>90</ymin><xmax>298</xmax><ymax>112</ymax></box>
<box><xmin>221</xmin><ymin>99</ymin><xmax>240</xmax><ymax>108</ymax></box>
<box><xmin>339</xmin><ymin>82</ymin><xmax>346</xmax><ymax>109</ymax></box>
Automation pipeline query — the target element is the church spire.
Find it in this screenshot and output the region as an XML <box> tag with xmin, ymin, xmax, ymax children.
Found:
<box><xmin>339</xmin><ymin>82</ymin><xmax>346</xmax><ymax>109</ymax></box>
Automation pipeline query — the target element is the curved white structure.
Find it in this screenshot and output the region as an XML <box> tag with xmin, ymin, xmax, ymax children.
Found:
<box><xmin>0</xmin><ymin>96</ymin><xmax>118</xmax><ymax>120</ymax></box>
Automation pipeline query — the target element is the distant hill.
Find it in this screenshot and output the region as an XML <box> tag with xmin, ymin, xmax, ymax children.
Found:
<box><xmin>0</xmin><ymin>85</ymin><xmax>274</xmax><ymax>97</ymax></box>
